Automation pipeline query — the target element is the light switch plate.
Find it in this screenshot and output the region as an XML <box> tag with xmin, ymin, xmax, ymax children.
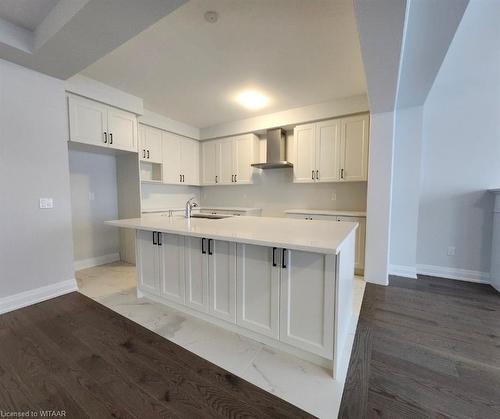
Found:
<box><xmin>39</xmin><ymin>198</ymin><xmax>54</xmax><ymax>209</ymax></box>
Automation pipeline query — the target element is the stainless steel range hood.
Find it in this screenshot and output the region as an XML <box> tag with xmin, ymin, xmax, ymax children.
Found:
<box><xmin>251</xmin><ymin>128</ymin><xmax>293</xmax><ymax>169</ymax></box>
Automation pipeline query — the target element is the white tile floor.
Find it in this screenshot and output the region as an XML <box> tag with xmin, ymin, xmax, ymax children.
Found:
<box><xmin>76</xmin><ymin>262</ymin><xmax>365</xmax><ymax>419</ymax></box>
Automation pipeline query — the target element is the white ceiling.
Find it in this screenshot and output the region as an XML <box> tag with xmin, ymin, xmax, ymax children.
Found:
<box><xmin>0</xmin><ymin>0</ymin><xmax>59</xmax><ymax>31</ymax></box>
<box><xmin>83</xmin><ymin>0</ymin><xmax>367</xmax><ymax>128</ymax></box>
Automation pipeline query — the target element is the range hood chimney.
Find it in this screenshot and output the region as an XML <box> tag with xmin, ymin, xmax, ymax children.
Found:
<box><xmin>251</xmin><ymin>128</ymin><xmax>293</xmax><ymax>169</ymax></box>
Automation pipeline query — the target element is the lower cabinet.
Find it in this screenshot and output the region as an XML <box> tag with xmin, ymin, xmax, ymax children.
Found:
<box><xmin>184</xmin><ymin>236</ymin><xmax>209</xmax><ymax>312</ymax></box>
<box><xmin>160</xmin><ymin>233</ymin><xmax>185</xmax><ymax>304</ymax></box>
<box><xmin>236</xmin><ymin>244</ymin><xmax>280</xmax><ymax>338</ymax></box>
<box><xmin>137</xmin><ymin>230</ymin><xmax>162</xmax><ymax>294</ymax></box>
<box><xmin>279</xmin><ymin>249</ymin><xmax>334</xmax><ymax>358</ymax></box>
<box><xmin>137</xmin><ymin>230</ymin><xmax>336</xmax><ymax>360</ymax></box>
<box><xmin>184</xmin><ymin>236</ymin><xmax>237</xmax><ymax>322</ymax></box>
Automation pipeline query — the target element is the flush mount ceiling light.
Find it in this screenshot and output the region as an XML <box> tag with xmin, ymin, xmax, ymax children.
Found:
<box><xmin>235</xmin><ymin>90</ymin><xmax>270</xmax><ymax>110</ymax></box>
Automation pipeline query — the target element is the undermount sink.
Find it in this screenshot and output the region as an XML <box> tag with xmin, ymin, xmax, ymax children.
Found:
<box><xmin>189</xmin><ymin>213</ymin><xmax>228</xmax><ymax>220</ymax></box>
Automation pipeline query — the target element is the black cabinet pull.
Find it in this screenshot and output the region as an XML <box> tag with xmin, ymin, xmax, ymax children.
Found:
<box><xmin>272</xmin><ymin>247</ymin><xmax>277</xmax><ymax>267</ymax></box>
<box><xmin>142</xmin><ymin>149</ymin><xmax>146</xmax><ymax>158</ymax></box>
<box><xmin>109</xmin><ymin>133</ymin><xmax>113</xmax><ymax>144</ymax></box>
<box><xmin>208</xmin><ymin>239</ymin><xmax>213</xmax><ymax>255</ymax></box>
<box><xmin>234</xmin><ymin>174</ymin><xmax>237</xmax><ymax>182</ymax></box>
<box><xmin>147</xmin><ymin>150</ymin><xmax>150</xmax><ymax>159</ymax></box>
<box><xmin>316</xmin><ymin>170</ymin><xmax>319</xmax><ymax>180</ymax></box>
<box><xmin>341</xmin><ymin>168</ymin><xmax>344</xmax><ymax>179</ymax></box>
<box><xmin>311</xmin><ymin>170</ymin><xmax>315</xmax><ymax>180</ymax></box>
<box><xmin>215</xmin><ymin>175</ymin><xmax>218</xmax><ymax>183</ymax></box>
<box><xmin>157</xmin><ymin>232</ymin><xmax>162</xmax><ymax>246</ymax></box>
<box><xmin>282</xmin><ymin>248</ymin><xmax>287</xmax><ymax>269</ymax></box>
<box><xmin>152</xmin><ymin>231</ymin><xmax>157</xmax><ymax>245</ymax></box>
<box><xmin>179</xmin><ymin>174</ymin><xmax>182</xmax><ymax>182</ymax></box>
<box><xmin>201</xmin><ymin>238</ymin><xmax>206</xmax><ymax>254</ymax></box>
<box><xmin>104</xmin><ymin>132</ymin><xmax>108</xmax><ymax>144</ymax></box>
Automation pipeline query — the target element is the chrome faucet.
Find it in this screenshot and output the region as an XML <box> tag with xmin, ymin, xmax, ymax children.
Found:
<box><xmin>185</xmin><ymin>197</ymin><xmax>198</xmax><ymax>218</ymax></box>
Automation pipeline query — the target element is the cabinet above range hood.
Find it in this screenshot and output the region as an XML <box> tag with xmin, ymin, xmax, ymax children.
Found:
<box><xmin>251</xmin><ymin>128</ymin><xmax>293</xmax><ymax>169</ymax></box>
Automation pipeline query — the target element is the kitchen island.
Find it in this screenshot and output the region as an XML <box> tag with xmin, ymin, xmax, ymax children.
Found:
<box><xmin>106</xmin><ymin>215</ymin><xmax>358</xmax><ymax>378</ymax></box>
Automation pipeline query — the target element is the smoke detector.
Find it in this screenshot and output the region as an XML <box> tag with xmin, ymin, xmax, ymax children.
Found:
<box><xmin>204</xmin><ymin>11</ymin><xmax>218</xmax><ymax>23</ymax></box>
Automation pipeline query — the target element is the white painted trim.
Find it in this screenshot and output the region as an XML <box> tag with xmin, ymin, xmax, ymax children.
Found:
<box><xmin>200</xmin><ymin>95</ymin><xmax>369</xmax><ymax>140</ymax></box>
<box><xmin>65</xmin><ymin>75</ymin><xmax>144</xmax><ymax>115</ymax></box>
<box><xmin>389</xmin><ymin>264</ymin><xmax>417</xmax><ymax>279</ymax></box>
<box><xmin>74</xmin><ymin>252</ymin><xmax>120</xmax><ymax>271</ymax></box>
<box><xmin>0</xmin><ymin>279</ymin><xmax>78</xmax><ymax>315</ymax></box>
<box><xmin>139</xmin><ymin>109</ymin><xmax>200</xmax><ymax>140</ymax></box>
<box><xmin>416</xmin><ymin>264</ymin><xmax>490</xmax><ymax>284</ymax></box>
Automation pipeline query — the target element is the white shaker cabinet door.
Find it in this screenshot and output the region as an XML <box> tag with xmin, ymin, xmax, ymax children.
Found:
<box><xmin>136</xmin><ymin>230</ymin><xmax>161</xmax><ymax>294</ymax></box>
<box><xmin>218</xmin><ymin>139</ymin><xmax>234</xmax><ymax>185</ymax></box>
<box><xmin>68</xmin><ymin>95</ymin><xmax>108</xmax><ymax>147</ymax></box>
<box><xmin>107</xmin><ymin>107</ymin><xmax>137</xmax><ymax>152</ymax></box>
<box><xmin>236</xmin><ymin>244</ymin><xmax>280</xmax><ymax>338</ymax></box>
<box><xmin>233</xmin><ymin>135</ymin><xmax>256</xmax><ymax>184</ymax></box>
<box><xmin>208</xmin><ymin>240</ymin><xmax>236</xmax><ymax>323</ymax></box>
<box><xmin>280</xmin><ymin>249</ymin><xmax>335</xmax><ymax>358</ymax></box>
<box><xmin>340</xmin><ymin>114</ymin><xmax>369</xmax><ymax>181</ymax></box>
<box><xmin>162</xmin><ymin>132</ymin><xmax>182</xmax><ymax>184</ymax></box>
<box><xmin>181</xmin><ymin>138</ymin><xmax>200</xmax><ymax>186</ymax></box>
<box><xmin>184</xmin><ymin>236</ymin><xmax>209</xmax><ymax>313</ymax></box>
<box><xmin>160</xmin><ymin>233</ymin><xmax>185</xmax><ymax>304</ymax></box>
<box><xmin>316</xmin><ymin>119</ymin><xmax>341</xmax><ymax>182</ymax></box>
<box><xmin>201</xmin><ymin>141</ymin><xmax>218</xmax><ymax>185</ymax></box>
<box><xmin>293</xmin><ymin>123</ymin><xmax>316</xmax><ymax>183</ymax></box>
<box><xmin>146</xmin><ymin>126</ymin><xmax>163</xmax><ymax>163</ymax></box>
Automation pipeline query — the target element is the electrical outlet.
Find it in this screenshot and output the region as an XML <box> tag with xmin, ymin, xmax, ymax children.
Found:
<box><xmin>331</xmin><ymin>192</ymin><xmax>337</xmax><ymax>201</ymax></box>
<box><xmin>39</xmin><ymin>198</ymin><xmax>54</xmax><ymax>209</ymax></box>
<box><xmin>447</xmin><ymin>246</ymin><xmax>456</xmax><ymax>256</ymax></box>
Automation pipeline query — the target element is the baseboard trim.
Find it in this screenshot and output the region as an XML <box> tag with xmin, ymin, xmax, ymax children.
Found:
<box><xmin>74</xmin><ymin>252</ymin><xmax>120</xmax><ymax>271</ymax></box>
<box><xmin>389</xmin><ymin>264</ymin><xmax>417</xmax><ymax>279</ymax></box>
<box><xmin>0</xmin><ymin>279</ymin><xmax>78</xmax><ymax>315</ymax></box>
<box><xmin>416</xmin><ymin>264</ymin><xmax>490</xmax><ymax>284</ymax></box>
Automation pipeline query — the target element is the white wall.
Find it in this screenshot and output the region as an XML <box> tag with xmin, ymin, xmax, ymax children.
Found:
<box><xmin>364</xmin><ymin>111</ymin><xmax>395</xmax><ymax>285</ymax></box>
<box><xmin>0</xmin><ymin>59</ymin><xmax>75</xmax><ymax>299</ymax></box>
<box><xmin>416</xmin><ymin>0</ymin><xmax>500</xmax><ymax>282</ymax></box>
<box><xmin>201</xmin><ymin>173</ymin><xmax>367</xmax><ymax>217</ymax></box>
<box><xmin>389</xmin><ymin>106</ymin><xmax>423</xmax><ymax>277</ymax></box>
<box><xmin>69</xmin><ymin>149</ymin><xmax>120</xmax><ymax>268</ymax></box>
<box><xmin>141</xmin><ymin>183</ymin><xmax>201</xmax><ymax>212</ymax></box>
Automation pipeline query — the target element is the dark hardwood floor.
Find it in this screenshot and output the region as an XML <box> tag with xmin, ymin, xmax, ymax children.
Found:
<box><xmin>0</xmin><ymin>292</ymin><xmax>313</xmax><ymax>419</ymax></box>
<box><xmin>339</xmin><ymin>275</ymin><xmax>500</xmax><ymax>418</ymax></box>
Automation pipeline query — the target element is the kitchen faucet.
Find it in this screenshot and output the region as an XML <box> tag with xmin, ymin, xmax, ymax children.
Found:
<box><xmin>185</xmin><ymin>197</ymin><xmax>198</xmax><ymax>218</ymax></box>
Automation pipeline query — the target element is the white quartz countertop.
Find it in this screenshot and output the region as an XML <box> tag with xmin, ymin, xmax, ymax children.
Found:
<box><xmin>142</xmin><ymin>206</ymin><xmax>262</xmax><ymax>214</ymax></box>
<box><xmin>285</xmin><ymin>209</ymin><xmax>367</xmax><ymax>217</ymax></box>
<box><xmin>106</xmin><ymin>215</ymin><xmax>357</xmax><ymax>254</ymax></box>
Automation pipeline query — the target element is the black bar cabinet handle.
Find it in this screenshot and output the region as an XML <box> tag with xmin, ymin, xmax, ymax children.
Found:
<box><xmin>311</xmin><ymin>170</ymin><xmax>315</xmax><ymax>180</ymax></box>
<box><xmin>157</xmin><ymin>232</ymin><xmax>162</xmax><ymax>246</ymax></box>
<box><xmin>272</xmin><ymin>247</ymin><xmax>277</xmax><ymax>267</ymax></box>
<box><xmin>109</xmin><ymin>133</ymin><xmax>113</xmax><ymax>144</ymax></box>
<box><xmin>147</xmin><ymin>150</ymin><xmax>150</xmax><ymax>159</ymax></box>
<box><xmin>282</xmin><ymin>248</ymin><xmax>287</xmax><ymax>269</ymax></box>
<box><xmin>208</xmin><ymin>239</ymin><xmax>213</xmax><ymax>255</ymax></box>
<box><xmin>152</xmin><ymin>231</ymin><xmax>157</xmax><ymax>245</ymax></box>
<box><xmin>104</xmin><ymin>132</ymin><xmax>107</xmax><ymax>143</ymax></box>
<box><xmin>201</xmin><ymin>238</ymin><xmax>206</xmax><ymax>254</ymax></box>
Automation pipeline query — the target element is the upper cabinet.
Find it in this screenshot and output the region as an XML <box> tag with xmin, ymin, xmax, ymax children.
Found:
<box><xmin>340</xmin><ymin>114</ymin><xmax>370</xmax><ymax>181</ymax></box>
<box><xmin>162</xmin><ymin>131</ymin><xmax>200</xmax><ymax>186</ymax></box>
<box><xmin>293</xmin><ymin>113</ymin><xmax>369</xmax><ymax>183</ymax></box>
<box><xmin>139</xmin><ymin>125</ymin><xmax>163</xmax><ymax>163</ymax></box>
<box><xmin>68</xmin><ymin>94</ymin><xmax>137</xmax><ymax>153</ymax></box>
<box><xmin>200</xmin><ymin>134</ymin><xmax>259</xmax><ymax>185</ymax></box>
